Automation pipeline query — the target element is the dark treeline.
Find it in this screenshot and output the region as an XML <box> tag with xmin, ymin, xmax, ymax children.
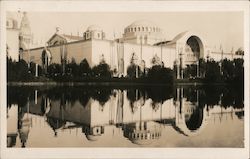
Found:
<box><xmin>179</xmin><ymin>85</ymin><xmax>244</xmax><ymax>109</ymax></box>
<box><xmin>7</xmin><ymin>56</ymin><xmax>243</xmax><ymax>85</ymax></box>
<box><xmin>181</xmin><ymin>58</ymin><xmax>244</xmax><ymax>85</ymax></box>
<box><xmin>8</xmin><ymin>86</ymin><xmax>173</xmax><ymax>108</ymax></box>
<box><xmin>8</xmin><ymin>85</ymin><xmax>243</xmax><ymax>111</ymax></box>
<box><xmin>7</xmin><ymin>57</ymin><xmax>174</xmax><ymax>84</ymax></box>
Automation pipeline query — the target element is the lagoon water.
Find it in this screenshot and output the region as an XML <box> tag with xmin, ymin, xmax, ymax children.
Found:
<box><xmin>7</xmin><ymin>85</ymin><xmax>244</xmax><ymax>148</ymax></box>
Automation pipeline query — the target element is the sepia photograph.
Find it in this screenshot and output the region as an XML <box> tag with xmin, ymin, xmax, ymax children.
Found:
<box><xmin>1</xmin><ymin>1</ymin><xmax>249</xmax><ymax>159</ymax></box>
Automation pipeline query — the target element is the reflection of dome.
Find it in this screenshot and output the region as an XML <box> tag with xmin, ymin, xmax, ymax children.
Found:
<box><xmin>82</xmin><ymin>125</ymin><xmax>104</xmax><ymax>141</ymax></box>
<box><xmin>129</xmin><ymin>130</ymin><xmax>161</xmax><ymax>146</ymax></box>
<box><xmin>85</xmin><ymin>134</ymin><xmax>102</xmax><ymax>141</ymax></box>
<box><xmin>123</xmin><ymin>121</ymin><xmax>161</xmax><ymax>146</ymax></box>
<box><xmin>7</xmin><ymin>134</ymin><xmax>17</xmax><ymax>147</ymax></box>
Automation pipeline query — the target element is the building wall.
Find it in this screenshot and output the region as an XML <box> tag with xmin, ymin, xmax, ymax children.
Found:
<box><xmin>47</xmin><ymin>35</ymin><xmax>66</xmax><ymax>46</ymax></box>
<box><xmin>22</xmin><ymin>35</ymin><xmax>243</xmax><ymax>76</ymax></box>
<box><xmin>91</xmin><ymin>39</ymin><xmax>116</xmax><ymax>68</ymax></box>
<box><xmin>23</xmin><ymin>40</ymin><xmax>93</xmax><ymax>66</ymax></box>
<box><xmin>7</xmin><ymin>29</ymin><xmax>20</xmax><ymax>61</ymax></box>
<box><xmin>122</xmin><ymin>42</ymin><xmax>176</xmax><ymax>75</ymax></box>
<box><xmin>7</xmin><ymin>105</ymin><xmax>18</xmax><ymax>134</ymax></box>
<box><xmin>209</xmin><ymin>52</ymin><xmax>242</xmax><ymax>61</ymax></box>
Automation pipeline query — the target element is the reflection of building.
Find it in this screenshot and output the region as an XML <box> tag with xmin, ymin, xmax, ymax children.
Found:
<box><xmin>82</xmin><ymin>125</ymin><xmax>104</xmax><ymax>141</ymax></box>
<box><xmin>7</xmin><ymin>12</ymin><xmax>243</xmax><ymax>76</ymax></box>
<box><xmin>17</xmin><ymin>101</ymin><xmax>32</xmax><ymax>148</ymax></box>
<box><xmin>123</xmin><ymin>121</ymin><xmax>162</xmax><ymax>145</ymax></box>
<box><xmin>7</xmin><ymin>88</ymin><xmax>244</xmax><ymax>147</ymax></box>
<box><xmin>7</xmin><ymin>105</ymin><xmax>18</xmax><ymax>147</ymax></box>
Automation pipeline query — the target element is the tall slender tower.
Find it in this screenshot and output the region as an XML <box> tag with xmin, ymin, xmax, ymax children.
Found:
<box><xmin>19</xmin><ymin>12</ymin><xmax>32</xmax><ymax>51</ymax></box>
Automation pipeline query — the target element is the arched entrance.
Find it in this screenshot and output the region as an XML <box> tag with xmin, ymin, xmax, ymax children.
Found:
<box><xmin>184</xmin><ymin>35</ymin><xmax>204</xmax><ymax>65</ymax></box>
<box><xmin>41</xmin><ymin>49</ymin><xmax>52</xmax><ymax>73</ymax></box>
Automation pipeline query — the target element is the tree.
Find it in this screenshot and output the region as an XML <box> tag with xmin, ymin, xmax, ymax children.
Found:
<box><xmin>92</xmin><ymin>61</ymin><xmax>111</xmax><ymax>78</ymax></box>
<box><xmin>184</xmin><ymin>64</ymin><xmax>197</xmax><ymax>79</ymax></box>
<box><xmin>79</xmin><ymin>59</ymin><xmax>91</xmax><ymax>77</ymax></box>
<box><xmin>199</xmin><ymin>58</ymin><xmax>206</xmax><ymax>78</ymax></box>
<box><xmin>204</xmin><ymin>60</ymin><xmax>221</xmax><ymax>83</ymax></box>
<box><xmin>232</xmin><ymin>58</ymin><xmax>244</xmax><ymax>85</ymax></box>
<box><xmin>221</xmin><ymin>59</ymin><xmax>234</xmax><ymax>82</ymax></box>
<box><xmin>127</xmin><ymin>64</ymin><xmax>141</xmax><ymax>78</ymax></box>
<box><xmin>147</xmin><ymin>65</ymin><xmax>174</xmax><ymax>83</ymax></box>
<box><xmin>66</xmin><ymin>58</ymin><xmax>79</xmax><ymax>77</ymax></box>
<box><xmin>47</xmin><ymin>63</ymin><xmax>62</xmax><ymax>77</ymax></box>
<box><xmin>126</xmin><ymin>52</ymin><xmax>142</xmax><ymax>78</ymax></box>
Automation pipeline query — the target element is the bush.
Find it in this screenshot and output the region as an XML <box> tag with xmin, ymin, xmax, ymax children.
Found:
<box><xmin>147</xmin><ymin>65</ymin><xmax>174</xmax><ymax>83</ymax></box>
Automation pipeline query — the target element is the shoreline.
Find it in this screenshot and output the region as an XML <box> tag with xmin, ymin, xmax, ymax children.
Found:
<box><xmin>7</xmin><ymin>81</ymin><xmax>228</xmax><ymax>87</ymax></box>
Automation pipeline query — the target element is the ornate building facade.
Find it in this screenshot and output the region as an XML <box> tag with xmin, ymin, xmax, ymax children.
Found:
<box><xmin>6</xmin><ymin>12</ymin><xmax>33</xmax><ymax>61</ymax></box>
<box><xmin>7</xmin><ymin>12</ymin><xmax>243</xmax><ymax>76</ymax></box>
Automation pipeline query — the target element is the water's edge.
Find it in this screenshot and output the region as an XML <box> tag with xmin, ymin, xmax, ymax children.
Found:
<box><xmin>7</xmin><ymin>81</ymin><xmax>208</xmax><ymax>87</ymax></box>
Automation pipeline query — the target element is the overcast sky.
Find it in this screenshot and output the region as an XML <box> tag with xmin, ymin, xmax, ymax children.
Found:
<box><xmin>22</xmin><ymin>12</ymin><xmax>244</xmax><ymax>52</ymax></box>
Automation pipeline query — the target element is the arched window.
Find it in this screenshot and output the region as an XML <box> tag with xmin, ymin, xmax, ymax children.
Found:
<box><xmin>134</xmin><ymin>27</ymin><xmax>136</xmax><ymax>31</ymax></box>
<box><xmin>142</xmin><ymin>27</ymin><xmax>144</xmax><ymax>31</ymax></box>
<box><xmin>41</xmin><ymin>49</ymin><xmax>52</xmax><ymax>73</ymax></box>
<box><xmin>146</xmin><ymin>27</ymin><xmax>148</xmax><ymax>31</ymax></box>
<box><xmin>138</xmin><ymin>27</ymin><xmax>140</xmax><ymax>31</ymax></box>
<box><xmin>86</xmin><ymin>33</ymin><xmax>89</xmax><ymax>39</ymax></box>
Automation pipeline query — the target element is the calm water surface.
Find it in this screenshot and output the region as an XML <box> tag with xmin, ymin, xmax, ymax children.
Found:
<box><xmin>7</xmin><ymin>85</ymin><xmax>244</xmax><ymax>148</ymax></box>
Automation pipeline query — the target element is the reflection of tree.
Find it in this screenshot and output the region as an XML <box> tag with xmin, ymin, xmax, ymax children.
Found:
<box><xmin>146</xmin><ymin>86</ymin><xmax>173</xmax><ymax>108</ymax></box>
<box><xmin>79</xmin><ymin>90</ymin><xmax>91</xmax><ymax>107</ymax></box>
<box><xmin>221</xmin><ymin>86</ymin><xmax>244</xmax><ymax>109</ymax></box>
<box><xmin>8</xmin><ymin>86</ymin><xmax>36</xmax><ymax>108</ymax></box>
<box><xmin>127</xmin><ymin>89</ymin><xmax>145</xmax><ymax>113</ymax></box>
<box><xmin>201</xmin><ymin>86</ymin><xmax>221</xmax><ymax>107</ymax></box>
<box><xmin>179</xmin><ymin>85</ymin><xmax>244</xmax><ymax>110</ymax></box>
<box><xmin>91</xmin><ymin>88</ymin><xmax>112</xmax><ymax>106</ymax></box>
<box><xmin>46</xmin><ymin>117</ymin><xmax>66</xmax><ymax>137</ymax></box>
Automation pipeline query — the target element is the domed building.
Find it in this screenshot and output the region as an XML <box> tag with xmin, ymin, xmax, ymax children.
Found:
<box><xmin>83</xmin><ymin>25</ymin><xmax>105</xmax><ymax>40</ymax></box>
<box><xmin>17</xmin><ymin>14</ymin><xmax>243</xmax><ymax>77</ymax></box>
<box><xmin>123</xmin><ymin>20</ymin><xmax>164</xmax><ymax>45</ymax></box>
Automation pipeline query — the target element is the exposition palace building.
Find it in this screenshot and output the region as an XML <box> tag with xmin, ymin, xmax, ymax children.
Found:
<box><xmin>7</xmin><ymin>12</ymin><xmax>243</xmax><ymax>77</ymax></box>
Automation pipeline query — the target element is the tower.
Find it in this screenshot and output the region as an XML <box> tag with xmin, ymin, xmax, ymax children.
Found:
<box><xmin>19</xmin><ymin>12</ymin><xmax>32</xmax><ymax>60</ymax></box>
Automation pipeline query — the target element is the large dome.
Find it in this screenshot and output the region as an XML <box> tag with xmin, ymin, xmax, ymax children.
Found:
<box><xmin>123</xmin><ymin>20</ymin><xmax>164</xmax><ymax>45</ymax></box>
<box><xmin>125</xmin><ymin>20</ymin><xmax>162</xmax><ymax>33</ymax></box>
